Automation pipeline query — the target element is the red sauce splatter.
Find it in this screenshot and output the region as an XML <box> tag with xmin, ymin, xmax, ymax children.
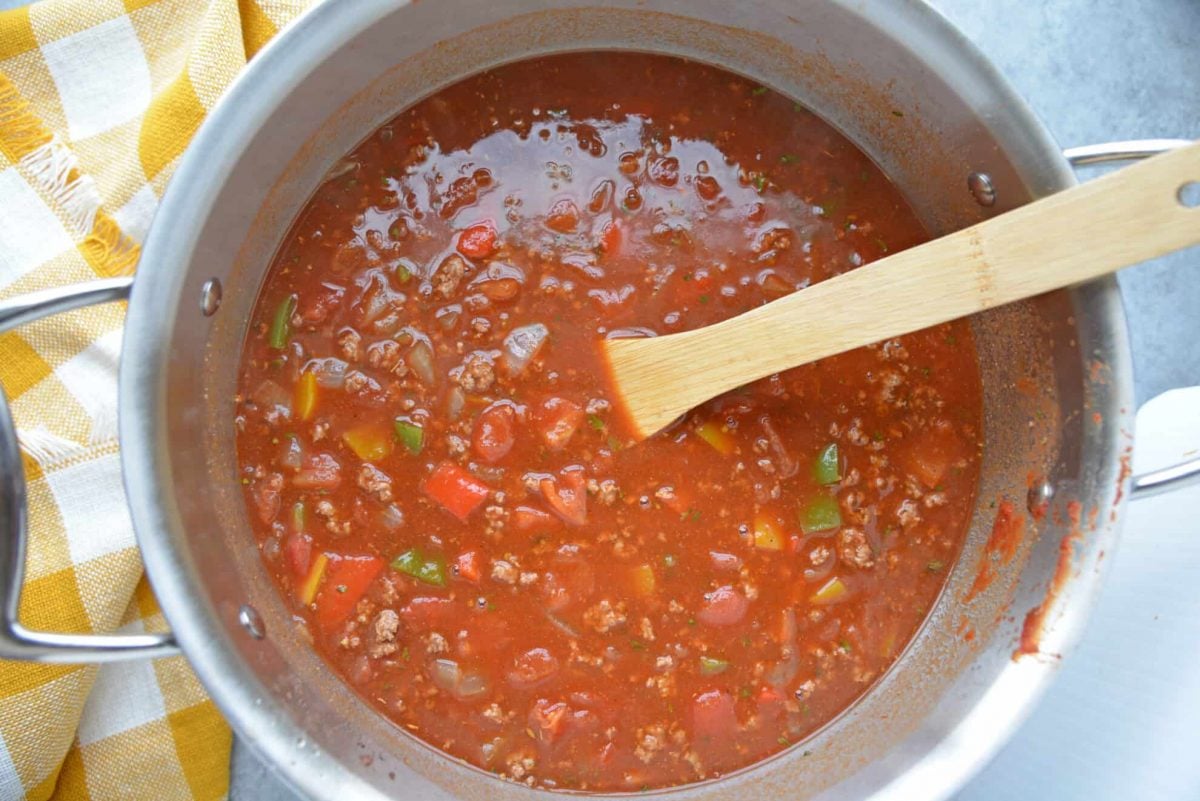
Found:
<box><xmin>1112</xmin><ymin>449</ymin><xmax>1133</xmax><ymax>507</ymax></box>
<box><xmin>1014</xmin><ymin>500</ymin><xmax>1083</xmax><ymax>659</ymax></box>
<box><xmin>965</xmin><ymin>500</ymin><xmax>1026</xmax><ymax>602</ymax></box>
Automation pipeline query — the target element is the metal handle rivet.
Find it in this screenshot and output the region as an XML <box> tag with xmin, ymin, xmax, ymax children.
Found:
<box><xmin>200</xmin><ymin>279</ymin><xmax>222</xmax><ymax>317</ymax></box>
<box><xmin>967</xmin><ymin>172</ymin><xmax>996</xmax><ymax>207</ymax></box>
<box><xmin>238</xmin><ymin>604</ymin><xmax>265</xmax><ymax>639</ymax></box>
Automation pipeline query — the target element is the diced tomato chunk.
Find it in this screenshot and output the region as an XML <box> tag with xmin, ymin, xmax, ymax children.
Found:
<box><xmin>472</xmin><ymin>402</ymin><xmax>517</xmax><ymax>463</ymax></box>
<box><xmin>691</xmin><ymin>689</ymin><xmax>737</xmax><ymax>740</ymax></box>
<box><xmin>697</xmin><ymin>585</ymin><xmax>749</xmax><ymax>626</ymax></box>
<box><xmin>708</xmin><ymin>551</ymin><xmax>742</xmax><ymax>572</ymax></box>
<box><xmin>540</xmin><ymin>467</ymin><xmax>588</xmax><ymax>525</ymax></box>
<box><xmin>458</xmin><ymin>221</ymin><xmax>498</xmax><ymax>259</ymax></box>
<box><xmin>903</xmin><ymin>425</ymin><xmax>960</xmax><ymax>488</ymax></box>
<box><xmin>597</xmin><ymin>219</ymin><xmax>620</xmax><ymax>255</ymax></box>
<box><xmin>511</xmin><ymin>505</ymin><xmax>559</xmax><ymax>534</ymax></box>
<box><xmin>545</xmin><ymin>199</ymin><xmax>580</xmax><ymax>233</ymax></box>
<box><xmin>529</xmin><ymin>700</ymin><xmax>570</xmax><ymax>744</ymax></box>
<box><xmin>284</xmin><ymin>533</ymin><xmax>312</xmax><ymax>578</ymax></box>
<box><xmin>250</xmin><ymin>473</ymin><xmax>282</xmax><ymax>524</ymax></box>
<box><xmin>541</xmin><ymin>558</ymin><xmax>594</xmax><ymax>612</ymax></box>
<box><xmin>454</xmin><ymin>550</ymin><xmax>483</xmax><ymax>583</ymax></box>
<box><xmin>424</xmin><ymin>461</ymin><xmax>491</xmax><ymax>521</ymax></box>
<box><xmin>399</xmin><ymin>596</ymin><xmax>455</xmax><ymax>629</ymax></box>
<box><xmin>293</xmin><ymin>453</ymin><xmax>342</xmax><ymax>490</ymax></box>
<box><xmin>507</xmin><ymin>647</ymin><xmax>560</xmax><ymax>689</ymax></box>
<box><xmin>313</xmin><ymin>554</ymin><xmax>384</xmax><ymax>631</ymax></box>
<box><xmin>535</xmin><ymin>397</ymin><xmax>584</xmax><ymax>451</ymax></box>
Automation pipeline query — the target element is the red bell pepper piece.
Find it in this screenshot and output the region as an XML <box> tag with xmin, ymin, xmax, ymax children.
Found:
<box><xmin>424</xmin><ymin>461</ymin><xmax>491</xmax><ymax>521</ymax></box>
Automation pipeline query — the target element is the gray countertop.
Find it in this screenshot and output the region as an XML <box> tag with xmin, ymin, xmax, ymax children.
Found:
<box><xmin>225</xmin><ymin>0</ymin><xmax>1200</xmax><ymax>797</ymax></box>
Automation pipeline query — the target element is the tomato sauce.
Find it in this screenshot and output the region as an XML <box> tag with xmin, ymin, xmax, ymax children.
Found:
<box><xmin>235</xmin><ymin>52</ymin><xmax>983</xmax><ymax>790</ymax></box>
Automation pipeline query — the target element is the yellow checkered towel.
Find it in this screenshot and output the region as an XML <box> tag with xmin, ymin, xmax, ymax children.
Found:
<box><xmin>0</xmin><ymin>1</ymin><xmax>310</xmax><ymax>798</ymax></box>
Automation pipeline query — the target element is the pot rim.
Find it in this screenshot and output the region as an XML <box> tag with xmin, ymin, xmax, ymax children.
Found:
<box><xmin>118</xmin><ymin>2</ymin><xmax>1130</xmax><ymax>800</ymax></box>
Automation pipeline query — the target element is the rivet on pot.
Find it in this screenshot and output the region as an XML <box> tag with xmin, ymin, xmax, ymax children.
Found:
<box><xmin>200</xmin><ymin>278</ymin><xmax>222</xmax><ymax>316</ymax></box>
<box><xmin>238</xmin><ymin>604</ymin><xmax>265</xmax><ymax>639</ymax></box>
<box><xmin>1027</xmin><ymin>480</ymin><xmax>1054</xmax><ymax>517</ymax></box>
<box><xmin>967</xmin><ymin>172</ymin><xmax>996</xmax><ymax>207</ymax></box>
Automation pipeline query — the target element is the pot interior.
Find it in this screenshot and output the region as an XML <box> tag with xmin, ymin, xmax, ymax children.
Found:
<box><xmin>135</xmin><ymin>2</ymin><xmax>1131</xmax><ymax>799</ymax></box>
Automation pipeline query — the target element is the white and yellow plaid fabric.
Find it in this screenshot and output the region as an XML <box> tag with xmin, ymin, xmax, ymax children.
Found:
<box><xmin>0</xmin><ymin>1</ymin><xmax>310</xmax><ymax>798</ymax></box>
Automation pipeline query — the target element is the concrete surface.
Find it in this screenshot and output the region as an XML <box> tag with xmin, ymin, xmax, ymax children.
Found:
<box><xmin>216</xmin><ymin>0</ymin><xmax>1198</xmax><ymax>798</ymax></box>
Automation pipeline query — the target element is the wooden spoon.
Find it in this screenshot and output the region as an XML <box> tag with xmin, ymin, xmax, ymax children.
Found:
<box><xmin>602</xmin><ymin>140</ymin><xmax>1200</xmax><ymax>440</ymax></box>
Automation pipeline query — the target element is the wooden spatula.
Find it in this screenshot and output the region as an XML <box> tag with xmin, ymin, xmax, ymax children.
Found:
<box><xmin>602</xmin><ymin>140</ymin><xmax>1200</xmax><ymax>440</ymax></box>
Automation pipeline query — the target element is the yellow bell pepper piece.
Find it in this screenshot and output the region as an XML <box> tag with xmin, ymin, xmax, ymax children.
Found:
<box><xmin>630</xmin><ymin>563</ymin><xmax>657</xmax><ymax>596</ymax></box>
<box><xmin>810</xmin><ymin>576</ymin><xmax>848</xmax><ymax>605</ymax></box>
<box><xmin>294</xmin><ymin>371</ymin><xmax>318</xmax><ymax>422</ymax></box>
<box><xmin>753</xmin><ymin>512</ymin><xmax>785</xmax><ymax>551</ymax></box>
<box><xmin>343</xmin><ymin>422</ymin><xmax>394</xmax><ymax>461</ymax></box>
<box><xmin>298</xmin><ymin>553</ymin><xmax>328</xmax><ymax>606</ymax></box>
<box><xmin>695</xmin><ymin>420</ymin><xmax>735</xmax><ymax>455</ymax></box>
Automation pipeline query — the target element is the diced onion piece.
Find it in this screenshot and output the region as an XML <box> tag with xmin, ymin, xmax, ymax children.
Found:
<box><xmin>342</xmin><ymin>423</ymin><xmax>394</xmax><ymax>461</ymax></box>
<box><xmin>761</xmin><ymin>416</ymin><xmax>798</xmax><ymax>479</ymax></box>
<box><xmin>430</xmin><ymin>658</ymin><xmax>462</xmax><ymax>693</ymax></box>
<box><xmin>297</xmin><ymin>553</ymin><xmax>328</xmax><ymax>606</ymax></box>
<box><xmin>814</xmin><ymin>442</ymin><xmax>841</xmax><ymax>485</ymax></box>
<box><xmin>502</xmin><ymin>323</ymin><xmax>548</xmax><ymax>377</ymax></box>
<box><xmin>630</xmin><ymin>563</ymin><xmax>656</xmax><ymax>596</ymax></box>
<box><xmin>290</xmin><ymin>501</ymin><xmax>306</xmax><ymax>534</ymax></box>
<box><xmin>446</xmin><ymin>387</ymin><xmax>466</xmax><ymax>422</ymax></box>
<box><xmin>753</xmin><ymin>512</ymin><xmax>785</xmax><ymax>551</ymax></box>
<box><xmin>695</xmin><ymin>420</ymin><xmax>735</xmax><ymax>455</ymax></box>
<box><xmin>251</xmin><ymin>379</ymin><xmax>292</xmax><ymax>419</ymax></box>
<box><xmin>545</xmin><ymin>613</ymin><xmax>580</xmax><ymax>639</ymax></box>
<box><xmin>407</xmin><ymin>340</ymin><xmax>436</xmax><ymax>385</ymax></box>
<box><xmin>699</xmin><ymin>655</ymin><xmax>729</xmax><ymax>676</ymax></box>
<box><xmin>294</xmin><ymin>371</ymin><xmax>318</xmax><ymax>421</ymax></box>
<box><xmin>810</xmin><ymin>576</ymin><xmax>848</xmax><ymax>605</ymax></box>
<box><xmin>307</xmin><ymin>357</ymin><xmax>348</xmax><ymax>389</ymax></box>
<box><xmin>800</xmin><ymin>495</ymin><xmax>842</xmax><ymax>534</ymax></box>
<box><xmin>377</xmin><ymin>504</ymin><xmax>404</xmax><ymax>532</ymax></box>
<box><xmin>455</xmin><ymin>671</ymin><xmax>489</xmax><ymax>700</ymax></box>
<box><xmin>279</xmin><ymin>435</ymin><xmax>304</xmax><ymax>471</ymax></box>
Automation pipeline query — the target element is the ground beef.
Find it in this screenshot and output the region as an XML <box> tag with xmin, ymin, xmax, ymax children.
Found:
<box><xmin>634</xmin><ymin>724</ymin><xmax>668</xmax><ymax>763</ymax></box>
<box><xmin>356</xmin><ymin>464</ymin><xmax>394</xmax><ymax>503</ymax></box>
<box><xmin>368</xmin><ymin>609</ymin><xmax>400</xmax><ymax>658</ymax></box>
<box><xmin>314</xmin><ymin>499</ymin><xmax>351</xmax><ymax>537</ymax></box>
<box><xmin>491</xmin><ymin>559</ymin><xmax>518</xmax><ymax>584</ymax></box>
<box><xmin>896</xmin><ymin>498</ymin><xmax>922</xmax><ymax>529</ymax></box>
<box><xmin>837</xmin><ymin>527</ymin><xmax>875</xmax><ymax>568</ymax></box>
<box><xmin>454</xmin><ymin>353</ymin><xmax>495</xmax><ymax>393</ymax></box>
<box><xmin>433</xmin><ymin>253</ymin><xmax>468</xmax><ymax>298</ymax></box>
<box><xmin>588</xmin><ymin>478</ymin><xmax>619</xmax><ymax>505</ymax></box>
<box><xmin>366</xmin><ymin>339</ymin><xmax>407</xmax><ymax>374</ymax></box>
<box><xmin>583</xmin><ymin>599</ymin><xmax>627</xmax><ymax>633</ymax></box>
<box><xmin>337</xmin><ymin>328</ymin><xmax>362</xmax><ymax>361</ymax></box>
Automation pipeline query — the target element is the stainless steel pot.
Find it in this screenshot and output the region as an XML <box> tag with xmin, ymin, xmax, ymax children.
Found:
<box><xmin>1</xmin><ymin>1</ymin><xmax>1197</xmax><ymax>799</ymax></box>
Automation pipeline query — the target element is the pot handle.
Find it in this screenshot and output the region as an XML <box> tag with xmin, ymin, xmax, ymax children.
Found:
<box><xmin>0</xmin><ymin>278</ymin><xmax>179</xmax><ymax>662</ymax></box>
<box><xmin>1064</xmin><ymin>138</ymin><xmax>1200</xmax><ymax>501</ymax></box>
